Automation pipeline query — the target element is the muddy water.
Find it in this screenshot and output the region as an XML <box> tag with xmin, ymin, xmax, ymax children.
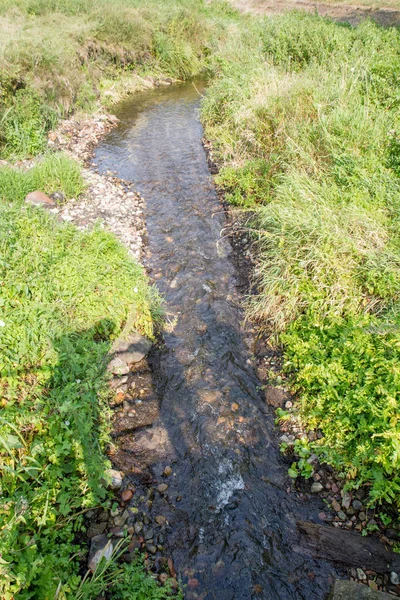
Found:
<box><xmin>95</xmin><ymin>82</ymin><xmax>337</xmax><ymax>599</ymax></box>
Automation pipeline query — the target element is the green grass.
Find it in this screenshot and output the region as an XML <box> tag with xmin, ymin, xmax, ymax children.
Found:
<box><xmin>202</xmin><ymin>12</ymin><xmax>400</xmax><ymax>506</ymax></box>
<box><xmin>0</xmin><ymin>164</ymin><xmax>161</xmax><ymax>598</ymax></box>
<box><xmin>0</xmin><ymin>0</ymin><xmax>235</xmax><ymax>158</ymax></box>
<box><xmin>0</xmin><ymin>152</ymin><xmax>86</xmax><ymax>201</ymax></box>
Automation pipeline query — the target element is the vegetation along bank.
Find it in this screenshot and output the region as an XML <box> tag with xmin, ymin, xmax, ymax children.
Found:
<box><xmin>1</xmin><ymin>0</ymin><xmax>400</xmax><ymax>597</ymax></box>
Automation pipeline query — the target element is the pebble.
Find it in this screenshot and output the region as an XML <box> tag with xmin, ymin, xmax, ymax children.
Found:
<box><xmin>352</xmin><ymin>499</ymin><xmax>363</xmax><ymax>511</ymax></box>
<box><xmin>331</xmin><ymin>499</ymin><xmax>341</xmax><ymax>512</ymax></box>
<box><xmin>155</xmin><ymin>515</ymin><xmax>167</xmax><ymax>526</ymax></box>
<box><xmin>311</xmin><ymin>482</ymin><xmax>323</xmax><ymax>493</ymax></box>
<box><xmin>390</xmin><ymin>572</ymin><xmax>399</xmax><ymax>585</ymax></box>
<box><xmin>341</xmin><ymin>491</ymin><xmax>351</xmax><ymax>509</ymax></box>
<box><xmin>106</xmin><ymin>469</ymin><xmax>124</xmax><ymax>490</ymax></box>
<box><xmin>145</xmin><ymin>543</ymin><xmax>157</xmax><ymax>554</ymax></box>
<box><xmin>121</xmin><ymin>489</ymin><xmax>133</xmax><ymax>502</ymax></box>
<box><xmin>356</xmin><ymin>568</ymin><xmax>367</xmax><ymax>580</ymax></box>
<box><xmin>163</xmin><ymin>466</ymin><xmax>173</xmax><ymax>477</ymax></box>
<box><xmin>337</xmin><ymin>511</ymin><xmax>347</xmax><ymax>522</ymax></box>
<box><xmin>157</xmin><ymin>483</ymin><xmax>169</xmax><ymax>493</ymax></box>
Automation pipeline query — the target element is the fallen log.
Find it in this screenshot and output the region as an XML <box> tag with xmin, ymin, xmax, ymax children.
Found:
<box><xmin>297</xmin><ymin>521</ymin><xmax>400</xmax><ymax>574</ymax></box>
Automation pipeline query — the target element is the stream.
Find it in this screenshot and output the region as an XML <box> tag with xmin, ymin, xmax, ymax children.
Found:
<box><xmin>95</xmin><ymin>81</ymin><xmax>338</xmax><ymax>600</ymax></box>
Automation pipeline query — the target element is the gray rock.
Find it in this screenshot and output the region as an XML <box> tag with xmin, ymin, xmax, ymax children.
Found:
<box><xmin>86</xmin><ymin>522</ymin><xmax>107</xmax><ymax>538</ymax></box>
<box><xmin>106</xmin><ymin>468</ymin><xmax>124</xmax><ymax>490</ymax></box>
<box><xmin>356</xmin><ymin>568</ymin><xmax>367</xmax><ymax>580</ymax></box>
<box><xmin>144</xmin><ymin>528</ymin><xmax>154</xmax><ymax>540</ymax></box>
<box><xmin>114</xmin><ymin>509</ymin><xmax>129</xmax><ymax>527</ymax></box>
<box><xmin>330</xmin><ymin>580</ymin><xmax>393</xmax><ymax>599</ymax></box>
<box><xmin>145</xmin><ymin>543</ymin><xmax>157</xmax><ymax>554</ymax></box>
<box><xmin>311</xmin><ymin>482</ymin><xmax>324</xmax><ymax>493</ymax></box>
<box><xmin>107</xmin><ymin>357</ymin><xmax>130</xmax><ymax>376</ymax></box>
<box><xmin>112</xmin><ymin>331</ymin><xmax>152</xmax><ymax>364</ymax></box>
<box><xmin>88</xmin><ymin>535</ymin><xmax>113</xmax><ymax>571</ymax></box>
<box><xmin>390</xmin><ymin>571</ymin><xmax>399</xmax><ymax>585</ymax></box>
<box><xmin>49</xmin><ymin>191</ymin><xmax>65</xmax><ymax>205</ymax></box>
<box><xmin>341</xmin><ymin>492</ymin><xmax>352</xmax><ymax>509</ymax></box>
<box><xmin>337</xmin><ymin>511</ymin><xmax>347</xmax><ymax>522</ymax></box>
<box><xmin>352</xmin><ymin>499</ymin><xmax>363</xmax><ymax>511</ymax></box>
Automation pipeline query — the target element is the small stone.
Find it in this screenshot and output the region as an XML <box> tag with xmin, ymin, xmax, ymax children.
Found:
<box><xmin>311</xmin><ymin>482</ymin><xmax>323</xmax><ymax>493</ymax></box>
<box><xmin>106</xmin><ymin>469</ymin><xmax>124</xmax><ymax>490</ymax></box>
<box><xmin>86</xmin><ymin>522</ymin><xmax>107</xmax><ymax>538</ymax></box>
<box><xmin>357</xmin><ymin>568</ymin><xmax>367</xmax><ymax>581</ymax></box>
<box><xmin>157</xmin><ymin>484</ymin><xmax>168</xmax><ymax>493</ymax></box>
<box><xmin>25</xmin><ymin>190</ymin><xmax>56</xmax><ymax>209</ymax></box>
<box><xmin>318</xmin><ymin>512</ymin><xmax>327</xmax><ymax>521</ymax></box>
<box><xmin>128</xmin><ymin>536</ymin><xmax>141</xmax><ymax>551</ymax></box>
<box><xmin>231</xmin><ymin>402</ymin><xmax>240</xmax><ymax>412</ymax></box>
<box><xmin>88</xmin><ymin>535</ymin><xmax>113</xmax><ymax>571</ymax></box>
<box><xmin>155</xmin><ymin>515</ymin><xmax>167</xmax><ymax>526</ymax></box>
<box><xmin>341</xmin><ymin>491</ymin><xmax>352</xmax><ymax>509</ymax></box>
<box><xmin>369</xmin><ymin>581</ymin><xmax>378</xmax><ymax>591</ymax></box>
<box><xmin>352</xmin><ymin>499</ymin><xmax>363</xmax><ymax>511</ymax></box>
<box><xmin>49</xmin><ymin>191</ymin><xmax>65</xmax><ymax>204</ymax></box>
<box><xmin>168</xmin><ymin>558</ymin><xmax>177</xmax><ymax>577</ymax></box>
<box><xmin>159</xmin><ymin>573</ymin><xmax>169</xmax><ymax>584</ymax></box>
<box><xmin>337</xmin><ymin>511</ymin><xmax>347</xmax><ymax>522</ymax></box>
<box><xmin>121</xmin><ymin>489</ymin><xmax>133</xmax><ymax>502</ymax></box>
<box><xmin>114</xmin><ymin>509</ymin><xmax>129</xmax><ymax>527</ymax></box>
<box><xmin>111</xmin><ymin>331</ymin><xmax>152</xmax><ymax>364</ymax></box>
<box><xmin>107</xmin><ymin>357</ymin><xmax>130</xmax><ymax>376</ymax></box>
<box><xmin>359</xmin><ymin>512</ymin><xmax>366</xmax><ymax>521</ymax></box>
<box><xmin>331</xmin><ymin>483</ymin><xmax>339</xmax><ymax>494</ymax></box>
<box><xmin>144</xmin><ymin>528</ymin><xmax>153</xmax><ymax>541</ymax></box>
<box><xmin>390</xmin><ymin>572</ymin><xmax>399</xmax><ymax>585</ymax></box>
<box><xmin>332</xmin><ymin>499</ymin><xmax>341</xmax><ymax>512</ymax></box>
<box><xmin>163</xmin><ymin>466</ymin><xmax>172</xmax><ymax>477</ymax></box>
<box><xmin>188</xmin><ymin>578</ymin><xmax>199</xmax><ymax>589</ymax></box>
<box><xmin>265</xmin><ymin>386</ymin><xmax>288</xmax><ymax>408</ymax></box>
<box><xmin>134</xmin><ymin>522</ymin><xmax>143</xmax><ymax>534</ymax></box>
<box><xmin>285</xmin><ymin>401</ymin><xmax>293</xmax><ymax>409</ymax></box>
<box><xmin>145</xmin><ymin>543</ymin><xmax>157</xmax><ymax>554</ymax></box>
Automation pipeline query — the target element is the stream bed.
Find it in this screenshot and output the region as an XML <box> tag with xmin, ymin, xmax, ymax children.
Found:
<box><xmin>95</xmin><ymin>81</ymin><xmax>338</xmax><ymax>600</ymax></box>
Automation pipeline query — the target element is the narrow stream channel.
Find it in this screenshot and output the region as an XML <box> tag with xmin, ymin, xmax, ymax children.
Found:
<box><xmin>95</xmin><ymin>81</ymin><xmax>338</xmax><ymax>600</ymax></box>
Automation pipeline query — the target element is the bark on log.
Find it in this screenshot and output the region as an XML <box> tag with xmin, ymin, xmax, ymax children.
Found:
<box><xmin>297</xmin><ymin>521</ymin><xmax>400</xmax><ymax>574</ymax></box>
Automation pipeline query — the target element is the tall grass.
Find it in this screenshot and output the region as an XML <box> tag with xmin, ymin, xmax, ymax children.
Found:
<box><xmin>0</xmin><ymin>0</ymin><xmax>235</xmax><ymax>158</ymax></box>
<box><xmin>202</xmin><ymin>12</ymin><xmax>400</xmax><ymax>506</ymax></box>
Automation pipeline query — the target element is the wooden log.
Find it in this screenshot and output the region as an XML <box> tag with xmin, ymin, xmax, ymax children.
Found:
<box><xmin>297</xmin><ymin>521</ymin><xmax>400</xmax><ymax>574</ymax></box>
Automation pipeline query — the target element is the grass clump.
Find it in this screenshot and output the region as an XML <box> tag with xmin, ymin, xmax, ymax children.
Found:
<box><xmin>0</xmin><ymin>152</ymin><xmax>86</xmax><ymax>202</ymax></box>
<box><xmin>202</xmin><ymin>12</ymin><xmax>400</xmax><ymax>506</ymax></box>
<box><xmin>0</xmin><ymin>188</ymin><xmax>159</xmax><ymax>597</ymax></box>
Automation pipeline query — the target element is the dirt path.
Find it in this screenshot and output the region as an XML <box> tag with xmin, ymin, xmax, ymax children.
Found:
<box><xmin>229</xmin><ymin>0</ymin><xmax>400</xmax><ymax>26</ymax></box>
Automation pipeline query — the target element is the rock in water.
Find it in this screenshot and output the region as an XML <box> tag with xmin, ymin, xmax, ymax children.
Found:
<box><xmin>25</xmin><ymin>191</ymin><xmax>56</xmax><ymax>209</ymax></box>
<box><xmin>331</xmin><ymin>580</ymin><xmax>393</xmax><ymax>599</ymax></box>
<box><xmin>112</xmin><ymin>331</ymin><xmax>152</xmax><ymax>364</ymax></box>
<box><xmin>88</xmin><ymin>534</ymin><xmax>113</xmax><ymax>571</ymax></box>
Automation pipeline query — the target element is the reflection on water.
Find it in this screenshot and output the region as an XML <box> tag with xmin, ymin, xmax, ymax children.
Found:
<box><xmin>95</xmin><ymin>81</ymin><xmax>336</xmax><ymax>599</ymax></box>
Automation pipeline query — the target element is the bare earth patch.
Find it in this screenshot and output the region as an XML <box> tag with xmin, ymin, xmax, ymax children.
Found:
<box><xmin>230</xmin><ymin>0</ymin><xmax>400</xmax><ymax>26</ymax></box>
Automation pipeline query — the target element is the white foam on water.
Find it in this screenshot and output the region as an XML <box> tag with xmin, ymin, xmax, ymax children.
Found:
<box><xmin>215</xmin><ymin>459</ymin><xmax>245</xmax><ymax>511</ymax></box>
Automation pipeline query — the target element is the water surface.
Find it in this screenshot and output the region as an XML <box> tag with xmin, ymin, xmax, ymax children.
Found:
<box><xmin>96</xmin><ymin>81</ymin><xmax>336</xmax><ymax>600</ymax></box>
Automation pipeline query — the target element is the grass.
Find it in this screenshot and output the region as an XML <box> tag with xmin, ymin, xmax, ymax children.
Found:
<box><xmin>0</xmin><ymin>0</ymin><xmax>235</xmax><ymax>159</ymax></box>
<box><xmin>202</xmin><ymin>12</ymin><xmax>400</xmax><ymax>507</ymax></box>
<box><xmin>0</xmin><ymin>159</ymin><xmax>161</xmax><ymax>597</ymax></box>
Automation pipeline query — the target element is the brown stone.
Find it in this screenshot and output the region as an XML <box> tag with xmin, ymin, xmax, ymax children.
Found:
<box><xmin>25</xmin><ymin>191</ymin><xmax>56</xmax><ymax>209</ymax></box>
<box><xmin>265</xmin><ymin>386</ymin><xmax>288</xmax><ymax>408</ymax></box>
<box><xmin>231</xmin><ymin>402</ymin><xmax>240</xmax><ymax>412</ymax></box>
<box><xmin>121</xmin><ymin>489</ymin><xmax>133</xmax><ymax>502</ymax></box>
<box><xmin>157</xmin><ymin>483</ymin><xmax>168</xmax><ymax>493</ymax></box>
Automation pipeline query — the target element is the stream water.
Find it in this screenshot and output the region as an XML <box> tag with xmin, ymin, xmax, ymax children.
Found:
<box><xmin>95</xmin><ymin>81</ymin><xmax>337</xmax><ymax>600</ymax></box>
